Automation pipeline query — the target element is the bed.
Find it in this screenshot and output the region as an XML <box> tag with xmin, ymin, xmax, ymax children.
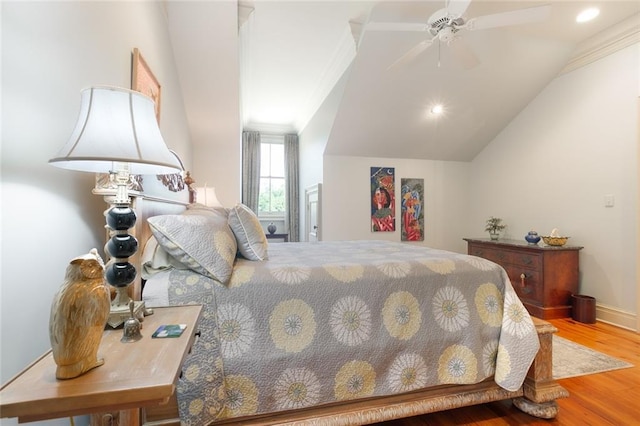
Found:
<box><xmin>93</xmin><ymin>172</ymin><xmax>568</xmax><ymax>425</ymax></box>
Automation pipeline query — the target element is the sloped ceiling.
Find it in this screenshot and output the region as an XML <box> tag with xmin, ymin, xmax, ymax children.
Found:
<box><xmin>166</xmin><ymin>1</ymin><xmax>640</xmax><ymax>162</ymax></box>
<box><xmin>326</xmin><ymin>1</ymin><xmax>639</xmax><ymax>161</ymax></box>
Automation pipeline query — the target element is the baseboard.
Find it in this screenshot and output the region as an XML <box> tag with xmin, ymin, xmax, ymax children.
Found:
<box><xmin>595</xmin><ymin>304</ymin><xmax>637</xmax><ymax>332</ymax></box>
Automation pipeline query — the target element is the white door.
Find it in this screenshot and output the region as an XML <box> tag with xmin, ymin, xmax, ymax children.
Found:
<box><xmin>305</xmin><ymin>184</ymin><xmax>321</xmax><ymax>242</ymax></box>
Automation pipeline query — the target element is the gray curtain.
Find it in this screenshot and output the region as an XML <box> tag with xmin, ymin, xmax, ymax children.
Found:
<box><xmin>284</xmin><ymin>134</ymin><xmax>299</xmax><ymax>242</ymax></box>
<box><xmin>241</xmin><ymin>131</ymin><xmax>261</xmax><ymax>212</ymax></box>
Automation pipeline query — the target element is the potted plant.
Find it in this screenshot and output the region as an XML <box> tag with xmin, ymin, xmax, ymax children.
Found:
<box><xmin>485</xmin><ymin>216</ymin><xmax>506</xmax><ymax>240</ymax></box>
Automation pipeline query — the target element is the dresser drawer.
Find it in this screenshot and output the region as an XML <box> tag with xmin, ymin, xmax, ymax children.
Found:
<box><xmin>468</xmin><ymin>245</ymin><xmax>504</xmax><ymax>263</ymax></box>
<box><xmin>504</xmin><ymin>266</ymin><xmax>542</xmax><ymax>304</ymax></box>
<box><xmin>469</xmin><ymin>245</ymin><xmax>540</xmax><ymax>269</ymax></box>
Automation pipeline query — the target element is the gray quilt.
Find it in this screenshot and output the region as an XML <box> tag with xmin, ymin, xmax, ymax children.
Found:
<box><xmin>150</xmin><ymin>240</ymin><xmax>540</xmax><ymax>425</ymax></box>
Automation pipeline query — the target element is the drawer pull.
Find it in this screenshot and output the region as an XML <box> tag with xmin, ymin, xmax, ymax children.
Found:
<box><xmin>520</xmin><ymin>273</ymin><xmax>532</xmax><ymax>294</ymax></box>
<box><xmin>100</xmin><ymin>414</ymin><xmax>114</xmax><ymax>426</ymax></box>
<box><xmin>521</xmin><ymin>256</ymin><xmax>533</xmax><ymax>265</ymax></box>
<box><xmin>188</xmin><ymin>330</ymin><xmax>202</xmax><ymax>355</ymax></box>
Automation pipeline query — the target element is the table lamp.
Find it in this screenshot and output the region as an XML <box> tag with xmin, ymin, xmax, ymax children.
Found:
<box><xmin>49</xmin><ymin>86</ymin><xmax>181</xmax><ymax>327</ymax></box>
<box><xmin>195</xmin><ymin>185</ymin><xmax>222</xmax><ymax>207</ymax></box>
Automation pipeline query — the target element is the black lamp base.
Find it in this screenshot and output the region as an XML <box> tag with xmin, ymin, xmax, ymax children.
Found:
<box><xmin>104</xmin><ymin>201</ymin><xmax>151</xmax><ymax>328</ymax></box>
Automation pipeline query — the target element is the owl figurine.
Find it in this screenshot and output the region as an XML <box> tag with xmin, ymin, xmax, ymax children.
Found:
<box><xmin>49</xmin><ymin>248</ymin><xmax>111</xmax><ymax>379</ymax></box>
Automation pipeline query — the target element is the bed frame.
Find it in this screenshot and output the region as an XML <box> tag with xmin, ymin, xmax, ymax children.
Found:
<box><xmin>92</xmin><ymin>172</ymin><xmax>568</xmax><ymax>426</ymax></box>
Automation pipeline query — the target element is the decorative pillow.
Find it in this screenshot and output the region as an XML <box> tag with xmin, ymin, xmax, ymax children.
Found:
<box><xmin>228</xmin><ymin>203</ymin><xmax>269</xmax><ymax>261</ymax></box>
<box><xmin>148</xmin><ymin>214</ymin><xmax>237</xmax><ymax>284</ymax></box>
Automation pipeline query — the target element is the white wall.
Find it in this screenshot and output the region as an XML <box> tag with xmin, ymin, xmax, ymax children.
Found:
<box><xmin>298</xmin><ymin>70</ymin><xmax>351</xmax><ymax>240</ymax></box>
<box><xmin>165</xmin><ymin>1</ymin><xmax>241</xmax><ymax>208</ymax></box>
<box><xmin>322</xmin><ymin>155</ymin><xmax>470</xmax><ymax>253</ymax></box>
<box><xmin>1</xmin><ymin>2</ymin><xmax>190</xmax><ymax>424</ymax></box>
<box><xmin>469</xmin><ymin>44</ymin><xmax>639</xmax><ymax>325</ymax></box>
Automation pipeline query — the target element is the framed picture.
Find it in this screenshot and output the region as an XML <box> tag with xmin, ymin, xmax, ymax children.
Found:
<box><xmin>401</xmin><ymin>178</ymin><xmax>424</xmax><ymax>241</ymax></box>
<box><xmin>132</xmin><ymin>47</ymin><xmax>161</xmax><ymax>123</ymax></box>
<box><xmin>371</xmin><ymin>167</ymin><xmax>395</xmax><ymax>232</ymax></box>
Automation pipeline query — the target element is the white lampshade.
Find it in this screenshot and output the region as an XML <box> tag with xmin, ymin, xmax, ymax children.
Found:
<box><xmin>49</xmin><ymin>86</ymin><xmax>181</xmax><ymax>175</ymax></box>
<box><xmin>196</xmin><ymin>186</ymin><xmax>222</xmax><ymax>207</ymax></box>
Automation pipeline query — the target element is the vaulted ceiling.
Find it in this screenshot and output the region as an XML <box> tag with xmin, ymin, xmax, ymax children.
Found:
<box><xmin>166</xmin><ymin>1</ymin><xmax>639</xmax><ymax>162</ymax></box>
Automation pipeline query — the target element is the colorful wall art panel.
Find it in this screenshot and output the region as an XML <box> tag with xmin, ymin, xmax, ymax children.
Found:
<box><xmin>401</xmin><ymin>178</ymin><xmax>424</xmax><ymax>241</ymax></box>
<box><xmin>371</xmin><ymin>167</ymin><xmax>395</xmax><ymax>232</ymax></box>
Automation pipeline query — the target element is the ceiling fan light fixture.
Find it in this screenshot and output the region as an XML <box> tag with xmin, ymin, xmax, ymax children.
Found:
<box><xmin>376</xmin><ymin>1</ymin><xmax>552</xmax><ymax>72</ymax></box>
<box><xmin>439</xmin><ymin>26</ymin><xmax>456</xmax><ymax>43</ymax></box>
<box><xmin>430</xmin><ymin>104</ymin><xmax>444</xmax><ymax>115</ymax></box>
<box><xmin>576</xmin><ymin>8</ymin><xmax>600</xmax><ymax>23</ymax></box>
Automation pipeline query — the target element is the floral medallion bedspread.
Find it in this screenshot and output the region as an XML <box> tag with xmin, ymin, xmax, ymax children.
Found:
<box><xmin>148</xmin><ymin>240</ymin><xmax>540</xmax><ymax>425</ymax></box>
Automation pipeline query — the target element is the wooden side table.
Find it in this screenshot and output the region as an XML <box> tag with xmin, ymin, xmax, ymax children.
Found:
<box><xmin>266</xmin><ymin>233</ymin><xmax>289</xmax><ymax>242</ymax></box>
<box><xmin>0</xmin><ymin>305</ymin><xmax>202</xmax><ymax>425</ymax></box>
<box><xmin>464</xmin><ymin>238</ymin><xmax>583</xmax><ymax>319</ymax></box>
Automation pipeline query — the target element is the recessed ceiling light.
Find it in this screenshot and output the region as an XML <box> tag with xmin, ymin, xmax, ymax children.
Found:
<box><xmin>431</xmin><ymin>104</ymin><xmax>444</xmax><ymax>115</ymax></box>
<box><xmin>576</xmin><ymin>8</ymin><xmax>600</xmax><ymax>23</ymax></box>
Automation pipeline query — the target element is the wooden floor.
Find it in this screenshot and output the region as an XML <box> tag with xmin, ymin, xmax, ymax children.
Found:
<box><xmin>376</xmin><ymin>318</ymin><xmax>640</xmax><ymax>426</ymax></box>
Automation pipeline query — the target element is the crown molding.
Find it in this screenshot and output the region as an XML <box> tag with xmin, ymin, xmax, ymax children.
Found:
<box><xmin>238</xmin><ymin>2</ymin><xmax>254</xmax><ymax>28</ymax></box>
<box><xmin>294</xmin><ymin>22</ymin><xmax>360</xmax><ymax>133</ymax></box>
<box><xmin>243</xmin><ymin>122</ymin><xmax>297</xmax><ymax>134</ymax></box>
<box><xmin>239</xmin><ymin>3</ymin><xmax>254</xmax><ymax>129</ymax></box>
<box><xmin>560</xmin><ymin>13</ymin><xmax>640</xmax><ymax>75</ymax></box>
<box><xmin>350</xmin><ymin>20</ymin><xmax>365</xmax><ymax>49</ymax></box>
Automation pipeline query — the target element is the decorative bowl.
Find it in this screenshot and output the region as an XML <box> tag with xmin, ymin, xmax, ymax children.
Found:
<box><xmin>541</xmin><ymin>236</ymin><xmax>569</xmax><ymax>246</ymax></box>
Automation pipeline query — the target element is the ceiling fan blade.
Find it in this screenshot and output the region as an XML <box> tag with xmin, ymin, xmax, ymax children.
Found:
<box><xmin>366</xmin><ymin>22</ymin><xmax>428</xmax><ymax>32</ymax></box>
<box><xmin>469</xmin><ymin>4</ymin><xmax>551</xmax><ymax>30</ymax></box>
<box><xmin>387</xmin><ymin>37</ymin><xmax>435</xmax><ymax>70</ymax></box>
<box><xmin>447</xmin><ymin>0</ymin><xmax>472</xmax><ymax>18</ymax></box>
<box><xmin>450</xmin><ymin>37</ymin><xmax>480</xmax><ymax>69</ymax></box>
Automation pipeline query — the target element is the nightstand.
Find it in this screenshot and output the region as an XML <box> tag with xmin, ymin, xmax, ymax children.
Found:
<box><xmin>0</xmin><ymin>305</ymin><xmax>202</xmax><ymax>425</ymax></box>
<box><xmin>464</xmin><ymin>238</ymin><xmax>583</xmax><ymax>319</ymax></box>
<box><xmin>266</xmin><ymin>233</ymin><xmax>289</xmax><ymax>242</ymax></box>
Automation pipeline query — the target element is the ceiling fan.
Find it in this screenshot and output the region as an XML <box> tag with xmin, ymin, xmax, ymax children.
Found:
<box><xmin>366</xmin><ymin>0</ymin><xmax>551</xmax><ymax>70</ymax></box>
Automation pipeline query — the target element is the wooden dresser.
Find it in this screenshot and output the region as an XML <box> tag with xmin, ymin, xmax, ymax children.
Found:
<box><xmin>464</xmin><ymin>238</ymin><xmax>583</xmax><ymax>319</ymax></box>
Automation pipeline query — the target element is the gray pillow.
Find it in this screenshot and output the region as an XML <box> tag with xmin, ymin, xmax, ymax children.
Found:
<box><xmin>228</xmin><ymin>203</ymin><xmax>269</xmax><ymax>261</ymax></box>
<box><xmin>148</xmin><ymin>214</ymin><xmax>237</xmax><ymax>284</ymax></box>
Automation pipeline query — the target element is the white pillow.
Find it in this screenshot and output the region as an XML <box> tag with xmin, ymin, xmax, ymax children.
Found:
<box><xmin>228</xmin><ymin>203</ymin><xmax>269</xmax><ymax>261</ymax></box>
<box><xmin>140</xmin><ymin>236</ymin><xmax>187</xmax><ymax>280</ymax></box>
<box><xmin>148</xmin><ymin>214</ymin><xmax>237</xmax><ymax>284</ymax></box>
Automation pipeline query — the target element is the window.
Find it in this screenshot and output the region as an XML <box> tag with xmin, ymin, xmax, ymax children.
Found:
<box><xmin>258</xmin><ymin>136</ymin><xmax>285</xmax><ymax>216</ymax></box>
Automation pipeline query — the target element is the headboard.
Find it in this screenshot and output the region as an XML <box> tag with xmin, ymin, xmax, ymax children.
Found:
<box><xmin>93</xmin><ymin>169</ymin><xmax>195</xmax><ymax>301</ymax></box>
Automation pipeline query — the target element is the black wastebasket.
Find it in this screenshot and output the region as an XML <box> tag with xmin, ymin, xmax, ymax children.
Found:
<box><xmin>571</xmin><ymin>294</ymin><xmax>596</xmax><ymax>324</ymax></box>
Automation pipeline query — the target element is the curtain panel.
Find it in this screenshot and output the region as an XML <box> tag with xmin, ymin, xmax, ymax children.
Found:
<box><xmin>241</xmin><ymin>131</ymin><xmax>261</xmax><ymax>213</ymax></box>
<box><xmin>284</xmin><ymin>134</ymin><xmax>299</xmax><ymax>242</ymax></box>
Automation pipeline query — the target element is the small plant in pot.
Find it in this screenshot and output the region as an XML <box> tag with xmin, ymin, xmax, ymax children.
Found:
<box><xmin>485</xmin><ymin>216</ymin><xmax>506</xmax><ymax>240</ymax></box>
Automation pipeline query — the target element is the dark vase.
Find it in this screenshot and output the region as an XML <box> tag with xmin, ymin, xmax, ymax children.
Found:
<box><xmin>105</xmin><ymin>261</ymin><xmax>137</xmax><ymax>287</ymax></box>
<box><xmin>525</xmin><ymin>231</ymin><xmax>541</xmax><ymax>245</ymax></box>
<box><xmin>267</xmin><ymin>223</ymin><xmax>277</xmax><ymax>235</ymax></box>
<box><xmin>106</xmin><ymin>206</ymin><xmax>136</xmax><ymax>230</ymax></box>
